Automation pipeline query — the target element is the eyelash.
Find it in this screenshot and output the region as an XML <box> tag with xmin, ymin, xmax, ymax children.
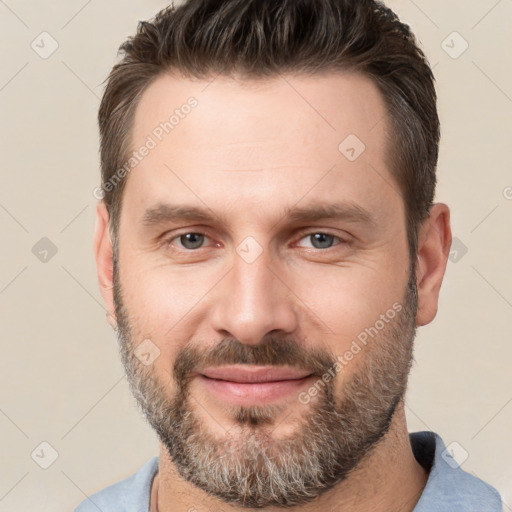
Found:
<box><xmin>163</xmin><ymin>230</ymin><xmax>350</xmax><ymax>252</ymax></box>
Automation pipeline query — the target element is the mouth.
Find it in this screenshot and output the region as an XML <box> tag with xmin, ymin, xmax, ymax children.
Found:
<box><xmin>197</xmin><ymin>365</ymin><xmax>314</xmax><ymax>405</ymax></box>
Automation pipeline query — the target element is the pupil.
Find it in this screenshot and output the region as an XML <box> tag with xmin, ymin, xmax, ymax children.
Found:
<box><xmin>182</xmin><ymin>233</ymin><xmax>203</xmax><ymax>249</ymax></box>
<box><xmin>312</xmin><ymin>233</ymin><xmax>333</xmax><ymax>249</ymax></box>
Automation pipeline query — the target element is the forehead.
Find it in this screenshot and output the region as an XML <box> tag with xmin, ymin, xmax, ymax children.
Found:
<box><xmin>131</xmin><ymin>70</ymin><xmax>390</xmax><ymax>166</ymax></box>
<box><xmin>122</xmin><ymin>70</ymin><xmax>398</xmax><ymax>228</ymax></box>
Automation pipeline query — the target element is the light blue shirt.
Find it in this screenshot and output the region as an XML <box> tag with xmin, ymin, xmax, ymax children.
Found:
<box><xmin>74</xmin><ymin>431</ymin><xmax>502</xmax><ymax>511</ymax></box>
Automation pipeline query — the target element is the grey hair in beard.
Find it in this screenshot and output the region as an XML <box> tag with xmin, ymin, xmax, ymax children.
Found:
<box><xmin>113</xmin><ymin>261</ymin><xmax>418</xmax><ymax>508</ymax></box>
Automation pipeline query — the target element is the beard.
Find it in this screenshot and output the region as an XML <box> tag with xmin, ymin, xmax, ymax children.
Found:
<box><xmin>113</xmin><ymin>262</ymin><xmax>418</xmax><ymax>508</ymax></box>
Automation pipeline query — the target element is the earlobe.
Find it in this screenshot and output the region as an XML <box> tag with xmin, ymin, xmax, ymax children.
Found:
<box><xmin>415</xmin><ymin>203</ymin><xmax>452</xmax><ymax>327</ymax></box>
<box><xmin>94</xmin><ymin>201</ymin><xmax>117</xmax><ymax>327</ymax></box>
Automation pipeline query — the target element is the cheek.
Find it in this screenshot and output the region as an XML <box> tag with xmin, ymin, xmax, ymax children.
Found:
<box><xmin>291</xmin><ymin>260</ymin><xmax>408</xmax><ymax>357</ymax></box>
<box><xmin>117</xmin><ymin>256</ymin><xmax>220</xmax><ymax>350</ymax></box>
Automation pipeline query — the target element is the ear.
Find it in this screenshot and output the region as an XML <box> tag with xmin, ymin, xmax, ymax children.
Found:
<box><xmin>415</xmin><ymin>203</ymin><xmax>452</xmax><ymax>327</ymax></box>
<box><xmin>94</xmin><ymin>201</ymin><xmax>117</xmax><ymax>329</ymax></box>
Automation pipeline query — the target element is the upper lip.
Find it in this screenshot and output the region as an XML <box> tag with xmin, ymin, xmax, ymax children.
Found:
<box><xmin>200</xmin><ymin>365</ymin><xmax>312</xmax><ymax>383</ymax></box>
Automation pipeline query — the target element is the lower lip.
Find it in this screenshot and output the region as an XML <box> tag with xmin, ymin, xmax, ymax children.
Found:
<box><xmin>198</xmin><ymin>375</ymin><xmax>313</xmax><ymax>405</ymax></box>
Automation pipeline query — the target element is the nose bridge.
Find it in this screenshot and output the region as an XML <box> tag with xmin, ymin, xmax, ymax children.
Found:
<box><xmin>211</xmin><ymin>244</ymin><xmax>297</xmax><ymax>344</ymax></box>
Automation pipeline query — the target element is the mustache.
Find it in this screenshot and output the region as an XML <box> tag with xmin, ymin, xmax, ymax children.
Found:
<box><xmin>172</xmin><ymin>336</ymin><xmax>336</xmax><ymax>388</ymax></box>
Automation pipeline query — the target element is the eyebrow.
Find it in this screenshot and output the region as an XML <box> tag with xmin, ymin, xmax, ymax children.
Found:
<box><xmin>140</xmin><ymin>201</ymin><xmax>377</xmax><ymax>230</ymax></box>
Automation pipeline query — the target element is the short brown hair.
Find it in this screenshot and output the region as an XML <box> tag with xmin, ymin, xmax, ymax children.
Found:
<box><xmin>99</xmin><ymin>0</ymin><xmax>439</xmax><ymax>264</ymax></box>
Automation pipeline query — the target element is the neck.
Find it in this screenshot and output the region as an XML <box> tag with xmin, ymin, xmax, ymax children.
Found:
<box><xmin>152</xmin><ymin>403</ymin><xmax>428</xmax><ymax>512</ymax></box>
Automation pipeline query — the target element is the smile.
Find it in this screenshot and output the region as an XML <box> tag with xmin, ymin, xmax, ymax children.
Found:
<box><xmin>197</xmin><ymin>365</ymin><xmax>314</xmax><ymax>405</ymax></box>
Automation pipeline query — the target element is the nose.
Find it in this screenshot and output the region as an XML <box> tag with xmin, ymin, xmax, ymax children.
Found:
<box><xmin>210</xmin><ymin>248</ymin><xmax>298</xmax><ymax>345</ymax></box>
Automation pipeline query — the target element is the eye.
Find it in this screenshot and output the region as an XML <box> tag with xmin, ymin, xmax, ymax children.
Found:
<box><xmin>164</xmin><ymin>231</ymin><xmax>348</xmax><ymax>253</ymax></box>
<box><xmin>169</xmin><ymin>232</ymin><xmax>211</xmax><ymax>250</ymax></box>
<box><xmin>296</xmin><ymin>232</ymin><xmax>346</xmax><ymax>250</ymax></box>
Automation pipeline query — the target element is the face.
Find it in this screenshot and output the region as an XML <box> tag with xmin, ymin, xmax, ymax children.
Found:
<box><xmin>110</xmin><ymin>71</ymin><xmax>417</xmax><ymax>507</ymax></box>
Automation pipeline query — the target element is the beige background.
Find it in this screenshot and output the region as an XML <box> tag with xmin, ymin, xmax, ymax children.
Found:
<box><xmin>0</xmin><ymin>1</ymin><xmax>511</xmax><ymax>510</ymax></box>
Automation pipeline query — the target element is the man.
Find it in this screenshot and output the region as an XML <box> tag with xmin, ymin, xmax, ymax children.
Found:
<box><xmin>77</xmin><ymin>0</ymin><xmax>502</xmax><ymax>510</ymax></box>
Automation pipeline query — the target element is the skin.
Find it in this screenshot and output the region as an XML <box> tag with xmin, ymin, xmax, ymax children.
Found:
<box><xmin>94</xmin><ymin>71</ymin><xmax>451</xmax><ymax>511</ymax></box>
